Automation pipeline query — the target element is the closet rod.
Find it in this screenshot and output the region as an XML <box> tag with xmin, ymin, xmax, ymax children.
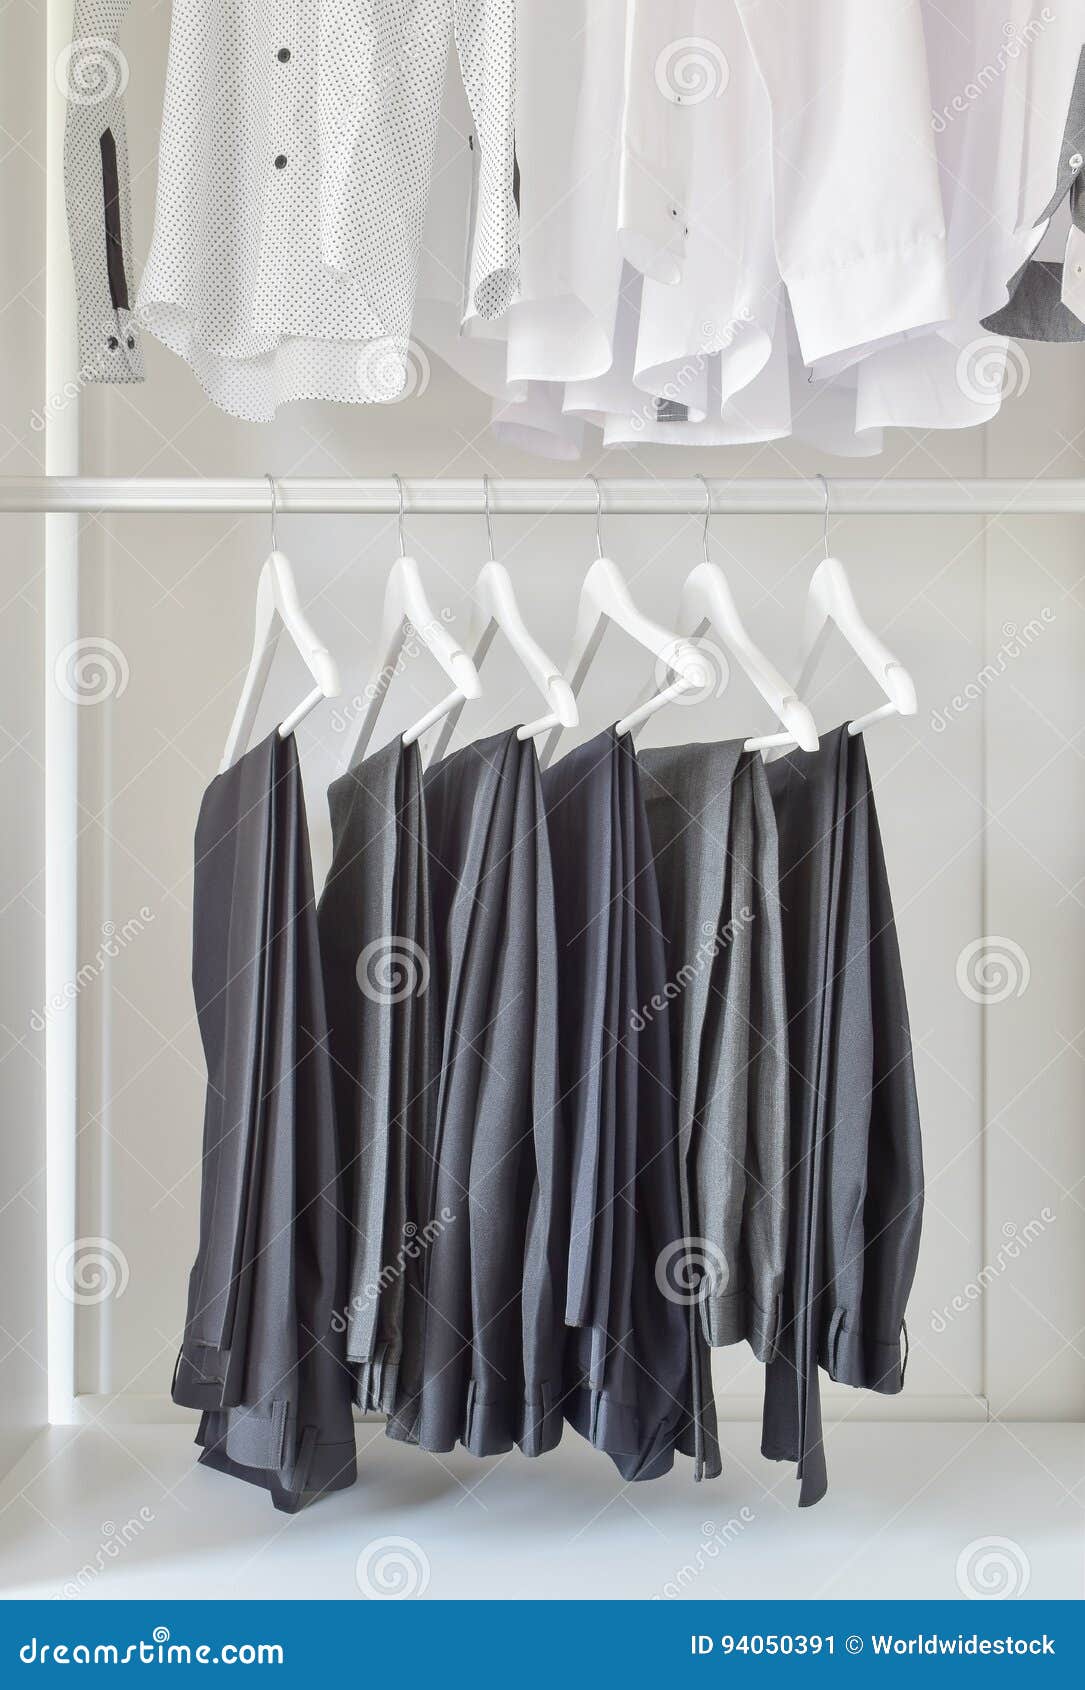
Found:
<box><xmin>3</xmin><ymin>476</ymin><xmax>1085</xmax><ymax>516</ymax></box>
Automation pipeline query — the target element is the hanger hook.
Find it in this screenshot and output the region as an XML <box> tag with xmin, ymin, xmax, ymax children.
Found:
<box><xmin>698</xmin><ymin>474</ymin><xmax>712</xmax><ymax>564</ymax></box>
<box><xmin>483</xmin><ymin>475</ymin><xmax>496</xmax><ymax>563</ymax></box>
<box><xmin>589</xmin><ymin>475</ymin><xmax>604</xmax><ymax>559</ymax></box>
<box><xmin>265</xmin><ymin>472</ymin><xmax>279</xmax><ymax>554</ymax></box>
<box><xmin>393</xmin><ymin>473</ymin><xmax>406</xmax><ymax>556</ymax></box>
<box><xmin>816</xmin><ymin>473</ymin><xmax>831</xmax><ymax>560</ymax></box>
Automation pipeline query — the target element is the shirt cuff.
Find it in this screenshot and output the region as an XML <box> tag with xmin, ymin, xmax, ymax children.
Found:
<box><xmin>77</xmin><ymin>304</ymin><xmax>145</xmax><ymax>384</ymax></box>
<box><xmin>786</xmin><ymin>232</ymin><xmax>952</xmax><ymax>368</ymax></box>
<box><xmin>616</xmin><ymin>158</ymin><xmax>688</xmax><ymax>286</ymax></box>
<box><xmin>1062</xmin><ymin>225</ymin><xmax>1085</xmax><ymax>325</ymax></box>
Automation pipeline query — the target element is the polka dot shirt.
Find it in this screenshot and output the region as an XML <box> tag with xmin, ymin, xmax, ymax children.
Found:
<box><xmin>65</xmin><ymin>0</ymin><xmax>520</xmax><ymax>420</ymax></box>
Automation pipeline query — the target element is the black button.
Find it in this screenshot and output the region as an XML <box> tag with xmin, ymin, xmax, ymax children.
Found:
<box><xmin>126</xmin><ymin>335</ymin><xmax>135</xmax><ymax>349</ymax></box>
<box><xmin>107</xmin><ymin>335</ymin><xmax>119</xmax><ymax>350</ymax></box>
<box><xmin>274</xmin><ymin>154</ymin><xmax>287</xmax><ymax>169</ymax></box>
<box><xmin>277</xmin><ymin>47</ymin><xmax>291</xmax><ymax>62</ymax></box>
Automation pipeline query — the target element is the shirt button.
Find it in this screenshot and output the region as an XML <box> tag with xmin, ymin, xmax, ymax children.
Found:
<box><xmin>277</xmin><ymin>47</ymin><xmax>291</xmax><ymax>63</ymax></box>
<box><xmin>1070</xmin><ymin>152</ymin><xmax>1083</xmax><ymax>171</ymax></box>
<box><xmin>274</xmin><ymin>154</ymin><xmax>287</xmax><ymax>169</ymax></box>
<box><xmin>126</xmin><ymin>335</ymin><xmax>136</xmax><ymax>349</ymax></box>
<box><xmin>107</xmin><ymin>335</ymin><xmax>119</xmax><ymax>350</ymax></box>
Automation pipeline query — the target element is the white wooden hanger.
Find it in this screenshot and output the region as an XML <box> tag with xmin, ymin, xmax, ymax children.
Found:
<box><xmin>778</xmin><ymin>476</ymin><xmax>917</xmax><ymax>748</ymax></box>
<box><xmin>345</xmin><ymin>474</ymin><xmax>481</xmax><ymax>767</ymax></box>
<box><xmin>428</xmin><ymin>478</ymin><xmax>578</xmax><ymax>762</ymax></box>
<box><xmin>220</xmin><ymin>475</ymin><xmax>341</xmax><ymax>772</ymax></box>
<box><xmin>629</xmin><ymin>476</ymin><xmax>819</xmax><ymax>753</ymax></box>
<box><xmin>540</xmin><ymin>478</ymin><xmax>707</xmax><ymax>768</ymax></box>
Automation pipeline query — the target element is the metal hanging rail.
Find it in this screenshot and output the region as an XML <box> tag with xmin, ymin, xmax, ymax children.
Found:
<box><xmin>3</xmin><ymin>476</ymin><xmax>1085</xmax><ymax>516</ymax></box>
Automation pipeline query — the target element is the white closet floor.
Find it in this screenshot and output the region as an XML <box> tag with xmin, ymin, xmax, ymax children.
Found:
<box><xmin>0</xmin><ymin>1422</ymin><xmax>1081</xmax><ymax>1601</ymax></box>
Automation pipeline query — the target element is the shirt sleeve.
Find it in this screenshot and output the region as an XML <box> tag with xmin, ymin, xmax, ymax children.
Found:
<box><xmin>63</xmin><ymin>2</ymin><xmax>145</xmax><ymax>383</ymax></box>
<box><xmin>735</xmin><ymin>0</ymin><xmax>950</xmax><ymax>367</ymax></box>
<box><xmin>616</xmin><ymin>0</ymin><xmax>701</xmax><ymax>286</ymax></box>
<box><xmin>454</xmin><ymin>0</ymin><xmax>521</xmax><ymax>321</ymax></box>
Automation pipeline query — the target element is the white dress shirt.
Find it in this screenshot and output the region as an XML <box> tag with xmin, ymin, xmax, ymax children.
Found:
<box><xmin>613</xmin><ymin>0</ymin><xmax>951</xmax><ymax>370</ymax></box>
<box><xmin>499</xmin><ymin>0</ymin><xmax>952</xmax><ymax>454</ymax></box>
<box><xmin>65</xmin><ymin>0</ymin><xmax>519</xmax><ymax>420</ymax></box>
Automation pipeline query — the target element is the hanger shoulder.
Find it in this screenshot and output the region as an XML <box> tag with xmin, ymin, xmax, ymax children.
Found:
<box><xmin>220</xmin><ymin>561</ymin><xmax>280</xmax><ymax>772</ymax></box>
<box><xmin>800</xmin><ymin>556</ymin><xmax>910</xmax><ymax>695</ymax></box>
<box><xmin>425</xmin><ymin>570</ymin><xmax>496</xmax><ymax>766</ymax></box>
<box><xmin>683</xmin><ymin>562</ymin><xmax>818</xmax><ymax>752</ymax></box>
<box><xmin>797</xmin><ymin>554</ymin><xmax>916</xmax><ymax>729</ymax></box>
<box><xmin>345</xmin><ymin>562</ymin><xmax>413</xmax><ymax>767</ymax></box>
<box><xmin>430</xmin><ymin>561</ymin><xmax>577</xmax><ymax>764</ymax></box>
<box><xmin>348</xmin><ymin>556</ymin><xmax>482</xmax><ymax>767</ymax></box>
<box><xmin>267</xmin><ymin>551</ymin><xmax>338</xmax><ymax>697</ymax></box>
<box><xmin>390</xmin><ymin>556</ymin><xmax>481</xmax><ymax>702</ymax></box>
<box><xmin>221</xmin><ymin>553</ymin><xmax>340</xmax><ymax>773</ymax></box>
<box><xmin>476</xmin><ymin>562</ymin><xmax>559</xmax><ymax>698</ymax></box>
<box><xmin>587</xmin><ymin>556</ymin><xmax>703</xmax><ymax>675</ymax></box>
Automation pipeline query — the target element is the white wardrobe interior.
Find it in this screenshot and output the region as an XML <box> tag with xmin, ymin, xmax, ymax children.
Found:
<box><xmin>1</xmin><ymin>0</ymin><xmax>1084</xmax><ymax>1603</ymax></box>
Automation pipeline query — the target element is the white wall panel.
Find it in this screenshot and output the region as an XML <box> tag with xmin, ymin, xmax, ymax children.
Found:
<box><xmin>0</xmin><ymin>0</ymin><xmax>48</xmax><ymax>1471</ymax></box>
<box><xmin>62</xmin><ymin>3</ymin><xmax>1085</xmax><ymax>1424</ymax></box>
